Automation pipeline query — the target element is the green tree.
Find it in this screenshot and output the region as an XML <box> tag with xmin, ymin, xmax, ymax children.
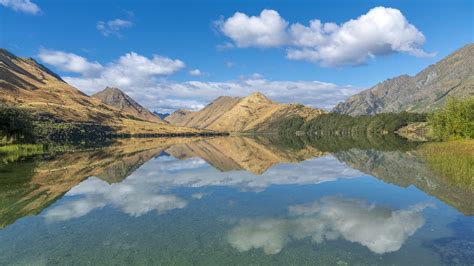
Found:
<box><xmin>0</xmin><ymin>106</ymin><xmax>35</xmax><ymax>143</ymax></box>
<box><xmin>428</xmin><ymin>97</ymin><xmax>474</xmax><ymax>140</ymax></box>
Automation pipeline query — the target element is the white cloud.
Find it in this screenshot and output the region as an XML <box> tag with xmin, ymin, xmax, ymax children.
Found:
<box><xmin>218</xmin><ymin>7</ymin><xmax>433</xmax><ymax>67</ymax></box>
<box><xmin>68</xmin><ymin>72</ymin><xmax>358</xmax><ymax>113</ymax></box>
<box><xmin>39</xmin><ymin>50</ymin><xmax>358</xmax><ymax>113</ymax></box>
<box><xmin>38</xmin><ymin>49</ymin><xmax>103</xmax><ymax>75</ymax></box>
<box><xmin>0</xmin><ymin>0</ymin><xmax>40</xmax><ymax>14</ymax></box>
<box><xmin>97</xmin><ymin>18</ymin><xmax>133</xmax><ymax>37</ymax></box>
<box><xmin>217</xmin><ymin>9</ymin><xmax>289</xmax><ymax>48</ymax></box>
<box><xmin>189</xmin><ymin>69</ymin><xmax>204</xmax><ymax>76</ymax></box>
<box><xmin>38</xmin><ymin>49</ymin><xmax>185</xmax><ymax>91</ymax></box>
<box><xmin>228</xmin><ymin>196</ymin><xmax>434</xmax><ymax>255</ymax></box>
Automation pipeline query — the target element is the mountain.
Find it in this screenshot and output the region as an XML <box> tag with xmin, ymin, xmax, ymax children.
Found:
<box><xmin>165</xmin><ymin>96</ymin><xmax>242</xmax><ymax>128</ymax></box>
<box><xmin>165</xmin><ymin>109</ymin><xmax>194</xmax><ymax>125</ymax></box>
<box><xmin>333</xmin><ymin>44</ymin><xmax>474</xmax><ymax>115</ymax></box>
<box><xmin>153</xmin><ymin>112</ymin><xmax>170</xmax><ymax>119</ymax></box>
<box><xmin>92</xmin><ymin>87</ymin><xmax>163</xmax><ymax>123</ymax></box>
<box><xmin>0</xmin><ymin>49</ymin><xmax>205</xmax><ymax>135</ymax></box>
<box><xmin>166</xmin><ymin>92</ymin><xmax>326</xmax><ymax>132</ymax></box>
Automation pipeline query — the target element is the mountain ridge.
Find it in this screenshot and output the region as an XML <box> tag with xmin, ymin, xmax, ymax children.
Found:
<box><xmin>166</xmin><ymin>92</ymin><xmax>326</xmax><ymax>132</ymax></box>
<box><xmin>333</xmin><ymin>44</ymin><xmax>474</xmax><ymax>115</ymax></box>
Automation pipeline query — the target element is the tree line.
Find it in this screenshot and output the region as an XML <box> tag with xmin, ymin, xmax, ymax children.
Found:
<box><xmin>277</xmin><ymin>112</ymin><xmax>426</xmax><ymax>136</ymax></box>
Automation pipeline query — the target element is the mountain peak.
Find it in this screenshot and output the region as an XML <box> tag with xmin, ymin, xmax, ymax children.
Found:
<box><xmin>102</xmin><ymin>86</ymin><xmax>125</xmax><ymax>94</ymax></box>
<box><xmin>243</xmin><ymin>92</ymin><xmax>273</xmax><ymax>104</ymax></box>
<box><xmin>93</xmin><ymin>87</ymin><xmax>164</xmax><ymax>123</ymax></box>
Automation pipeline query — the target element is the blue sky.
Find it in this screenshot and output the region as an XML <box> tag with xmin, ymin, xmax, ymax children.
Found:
<box><xmin>1</xmin><ymin>0</ymin><xmax>472</xmax><ymax>112</ymax></box>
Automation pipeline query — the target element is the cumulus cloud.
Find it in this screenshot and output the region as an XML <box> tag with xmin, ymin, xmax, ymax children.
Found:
<box><xmin>97</xmin><ymin>18</ymin><xmax>133</xmax><ymax>37</ymax></box>
<box><xmin>38</xmin><ymin>50</ymin><xmax>359</xmax><ymax>113</ymax></box>
<box><xmin>218</xmin><ymin>7</ymin><xmax>433</xmax><ymax>67</ymax></box>
<box><xmin>38</xmin><ymin>49</ymin><xmax>185</xmax><ymax>90</ymax></box>
<box><xmin>0</xmin><ymin>0</ymin><xmax>40</xmax><ymax>14</ymax></box>
<box><xmin>38</xmin><ymin>49</ymin><xmax>103</xmax><ymax>75</ymax></box>
<box><xmin>228</xmin><ymin>196</ymin><xmax>434</xmax><ymax>255</ymax></box>
<box><xmin>217</xmin><ymin>9</ymin><xmax>289</xmax><ymax>48</ymax></box>
<box><xmin>68</xmin><ymin>71</ymin><xmax>358</xmax><ymax>113</ymax></box>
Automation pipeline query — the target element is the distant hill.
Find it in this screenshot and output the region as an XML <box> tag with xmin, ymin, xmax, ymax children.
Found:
<box><xmin>153</xmin><ymin>112</ymin><xmax>170</xmax><ymax>119</ymax></box>
<box><xmin>0</xmin><ymin>48</ymin><xmax>205</xmax><ymax>135</ymax></box>
<box><xmin>165</xmin><ymin>92</ymin><xmax>326</xmax><ymax>132</ymax></box>
<box><xmin>92</xmin><ymin>87</ymin><xmax>163</xmax><ymax>123</ymax></box>
<box><xmin>333</xmin><ymin>44</ymin><xmax>474</xmax><ymax>115</ymax></box>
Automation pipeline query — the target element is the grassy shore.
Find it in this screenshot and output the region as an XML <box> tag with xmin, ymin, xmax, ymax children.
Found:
<box><xmin>417</xmin><ymin>140</ymin><xmax>473</xmax><ymax>189</ymax></box>
<box><xmin>0</xmin><ymin>144</ymin><xmax>45</xmax><ymax>164</ymax></box>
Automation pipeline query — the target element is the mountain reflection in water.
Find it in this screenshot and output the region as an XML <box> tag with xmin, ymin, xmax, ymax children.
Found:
<box><xmin>0</xmin><ymin>135</ymin><xmax>472</xmax><ymax>265</ymax></box>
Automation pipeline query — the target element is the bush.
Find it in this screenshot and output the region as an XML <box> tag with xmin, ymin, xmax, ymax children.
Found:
<box><xmin>0</xmin><ymin>106</ymin><xmax>35</xmax><ymax>143</ymax></box>
<box><xmin>428</xmin><ymin>97</ymin><xmax>474</xmax><ymax>140</ymax></box>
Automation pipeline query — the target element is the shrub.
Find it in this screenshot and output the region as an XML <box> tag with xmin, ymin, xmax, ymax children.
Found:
<box><xmin>0</xmin><ymin>106</ymin><xmax>35</xmax><ymax>143</ymax></box>
<box><xmin>428</xmin><ymin>97</ymin><xmax>474</xmax><ymax>140</ymax></box>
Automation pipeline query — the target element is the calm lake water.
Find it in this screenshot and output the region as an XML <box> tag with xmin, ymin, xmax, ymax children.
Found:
<box><xmin>0</xmin><ymin>136</ymin><xmax>472</xmax><ymax>265</ymax></box>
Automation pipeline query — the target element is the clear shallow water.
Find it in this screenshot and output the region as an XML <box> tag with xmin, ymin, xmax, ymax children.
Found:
<box><xmin>0</xmin><ymin>136</ymin><xmax>472</xmax><ymax>265</ymax></box>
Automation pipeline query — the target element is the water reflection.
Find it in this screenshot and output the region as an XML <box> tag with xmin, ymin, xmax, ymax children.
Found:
<box><xmin>228</xmin><ymin>196</ymin><xmax>433</xmax><ymax>254</ymax></box>
<box><xmin>0</xmin><ymin>134</ymin><xmax>472</xmax><ymax>264</ymax></box>
<box><xmin>44</xmin><ymin>152</ymin><xmax>360</xmax><ymax>222</ymax></box>
<box><xmin>0</xmin><ymin>135</ymin><xmax>472</xmax><ymax>228</ymax></box>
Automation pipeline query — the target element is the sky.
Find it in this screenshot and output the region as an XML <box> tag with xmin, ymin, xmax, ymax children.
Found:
<box><xmin>1</xmin><ymin>0</ymin><xmax>472</xmax><ymax>113</ymax></box>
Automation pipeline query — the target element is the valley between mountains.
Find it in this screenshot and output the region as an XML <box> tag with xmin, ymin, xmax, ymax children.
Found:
<box><xmin>0</xmin><ymin>44</ymin><xmax>473</xmax><ymax>140</ymax></box>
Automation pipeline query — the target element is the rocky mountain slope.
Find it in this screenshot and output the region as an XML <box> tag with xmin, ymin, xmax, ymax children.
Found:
<box><xmin>0</xmin><ymin>49</ymin><xmax>205</xmax><ymax>135</ymax></box>
<box><xmin>166</xmin><ymin>92</ymin><xmax>326</xmax><ymax>132</ymax></box>
<box><xmin>333</xmin><ymin>44</ymin><xmax>474</xmax><ymax>115</ymax></box>
<box><xmin>92</xmin><ymin>87</ymin><xmax>163</xmax><ymax>123</ymax></box>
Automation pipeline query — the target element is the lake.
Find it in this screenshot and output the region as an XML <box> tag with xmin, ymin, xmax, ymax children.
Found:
<box><xmin>0</xmin><ymin>136</ymin><xmax>472</xmax><ymax>265</ymax></box>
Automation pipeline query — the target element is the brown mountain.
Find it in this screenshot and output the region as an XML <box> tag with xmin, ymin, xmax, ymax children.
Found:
<box><xmin>0</xmin><ymin>49</ymin><xmax>204</xmax><ymax>135</ymax></box>
<box><xmin>333</xmin><ymin>44</ymin><xmax>474</xmax><ymax>115</ymax></box>
<box><xmin>166</xmin><ymin>92</ymin><xmax>326</xmax><ymax>132</ymax></box>
<box><xmin>92</xmin><ymin>87</ymin><xmax>163</xmax><ymax>123</ymax></box>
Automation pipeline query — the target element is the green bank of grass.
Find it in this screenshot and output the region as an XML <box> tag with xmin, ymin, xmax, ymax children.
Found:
<box><xmin>0</xmin><ymin>144</ymin><xmax>45</xmax><ymax>164</ymax></box>
<box><xmin>417</xmin><ymin>140</ymin><xmax>473</xmax><ymax>189</ymax></box>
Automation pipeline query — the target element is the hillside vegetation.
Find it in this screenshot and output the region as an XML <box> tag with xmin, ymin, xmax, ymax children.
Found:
<box><xmin>428</xmin><ymin>97</ymin><xmax>474</xmax><ymax>140</ymax></box>
<box><xmin>277</xmin><ymin>112</ymin><xmax>426</xmax><ymax>137</ymax></box>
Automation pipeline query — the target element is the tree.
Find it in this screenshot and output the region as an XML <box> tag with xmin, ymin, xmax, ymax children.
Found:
<box><xmin>429</xmin><ymin>97</ymin><xmax>474</xmax><ymax>140</ymax></box>
<box><xmin>0</xmin><ymin>106</ymin><xmax>35</xmax><ymax>143</ymax></box>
